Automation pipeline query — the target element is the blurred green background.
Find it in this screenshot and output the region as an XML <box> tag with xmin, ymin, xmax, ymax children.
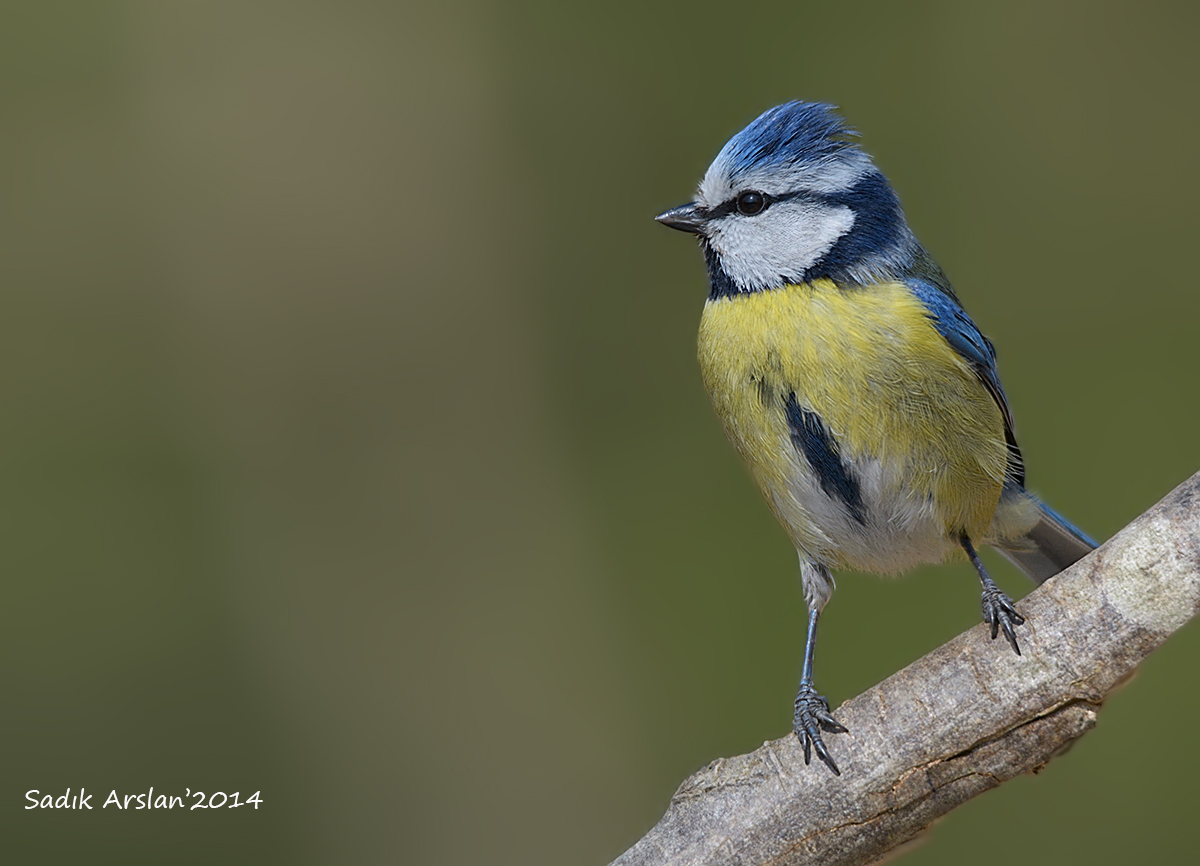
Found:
<box><xmin>2</xmin><ymin>1</ymin><xmax>1197</xmax><ymax>863</ymax></box>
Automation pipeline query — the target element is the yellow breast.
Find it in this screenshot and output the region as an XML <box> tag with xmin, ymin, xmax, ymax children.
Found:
<box><xmin>698</xmin><ymin>279</ymin><xmax>1007</xmax><ymax>567</ymax></box>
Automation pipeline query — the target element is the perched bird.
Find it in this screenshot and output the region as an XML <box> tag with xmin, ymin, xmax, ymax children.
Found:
<box><xmin>656</xmin><ymin>101</ymin><xmax>1096</xmax><ymax>775</ymax></box>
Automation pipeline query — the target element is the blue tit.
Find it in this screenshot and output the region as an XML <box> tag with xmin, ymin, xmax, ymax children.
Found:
<box><xmin>656</xmin><ymin>101</ymin><xmax>1096</xmax><ymax>775</ymax></box>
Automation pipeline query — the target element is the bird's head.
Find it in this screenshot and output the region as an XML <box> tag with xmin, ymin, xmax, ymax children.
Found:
<box><xmin>657</xmin><ymin>101</ymin><xmax>915</xmax><ymax>295</ymax></box>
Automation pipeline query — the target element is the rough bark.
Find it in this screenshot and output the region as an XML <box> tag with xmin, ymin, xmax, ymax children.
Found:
<box><xmin>612</xmin><ymin>472</ymin><xmax>1200</xmax><ymax>866</ymax></box>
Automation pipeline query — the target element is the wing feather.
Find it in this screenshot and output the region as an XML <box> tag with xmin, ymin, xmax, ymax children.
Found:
<box><xmin>906</xmin><ymin>278</ymin><xmax>1024</xmax><ymax>487</ymax></box>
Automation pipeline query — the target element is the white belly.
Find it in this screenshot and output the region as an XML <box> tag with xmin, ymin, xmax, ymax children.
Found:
<box><xmin>770</xmin><ymin>451</ymin><xmax>961</xmax><ymax>575</ymax></box>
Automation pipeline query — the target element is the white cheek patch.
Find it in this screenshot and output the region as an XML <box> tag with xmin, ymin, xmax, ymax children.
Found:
<box><xmin>709</xmin><ymin>202</ymin><xmax>855</xmax><ymax>291</ymax></box>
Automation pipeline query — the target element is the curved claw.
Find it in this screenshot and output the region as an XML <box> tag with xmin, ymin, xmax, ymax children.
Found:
<box><xmin>794</xmin><ymin>684</ymin><xmax>846</xmax><ymax>775</ymax></box>
<box><xmin>981</xmin><ymin>585</ymin><xmax>1025</xmax><ymax>655</ymax></box>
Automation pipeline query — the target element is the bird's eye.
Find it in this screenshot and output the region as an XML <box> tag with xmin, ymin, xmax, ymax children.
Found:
<box><xmin>736</xmin><ymin>191</ymin><xmax>767</xmax><ymax>216</ymax></box>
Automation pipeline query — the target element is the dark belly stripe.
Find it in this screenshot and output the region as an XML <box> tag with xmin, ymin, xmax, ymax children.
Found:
<box><xmin>784</xmin><ymin>394</ymin><xmax>867</xmax><ymax>526</ymax></box>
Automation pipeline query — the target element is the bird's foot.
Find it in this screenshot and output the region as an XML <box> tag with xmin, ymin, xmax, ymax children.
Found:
<box><xmin>981</xmin><ymin>582</ymin><xmax>1025</xmax><ymax>655</ymax></box>
<box><xmin>793</xmin><ymin>682</ymin><xmax>847</xmax><ymax>775</ymax></box>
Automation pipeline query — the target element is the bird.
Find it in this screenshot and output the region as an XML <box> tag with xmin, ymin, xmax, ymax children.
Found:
<box><xmin>655</xmin><ymin>101</ymin><xmax>1096</xmax><ymax>775</ymax></box>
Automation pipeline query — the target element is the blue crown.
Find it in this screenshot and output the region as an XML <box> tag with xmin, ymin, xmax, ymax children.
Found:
<box><xmin>716</xmin><ymin>101</ymin><xmax>860</xmax><ymax>179</ymax></box>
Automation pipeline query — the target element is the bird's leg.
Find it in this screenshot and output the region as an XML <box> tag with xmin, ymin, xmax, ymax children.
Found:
<box><xmin>960</xmin><ymin>534</ymin><xmax>1025</xmax><ymax>655</ymax></box>
<box><xmin>794</xmin><ymin>561</ymin><xmax>847</xmax><ymax>774</ymax></box>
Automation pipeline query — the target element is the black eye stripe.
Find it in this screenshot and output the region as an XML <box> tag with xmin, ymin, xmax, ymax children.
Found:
<box><xmin>702</xmin><ymin>200</ymin><xmax>739</xmax><ymax>219</ymax></box>
<box><xmin>703</xmin><ymin>188</ymin><xmax>824</xmax><ymax>220</ymax></box>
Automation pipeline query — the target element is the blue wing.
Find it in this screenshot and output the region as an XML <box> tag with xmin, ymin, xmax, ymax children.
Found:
<box><xmin>906</xmin><ymin>279</ymin><xmax>1024</xmax><ymax>487</ymax></box>
<box><xmin>905</xmin><ymin>276</ymin><xmax>1099</xmax><ymax>579</ymax></box>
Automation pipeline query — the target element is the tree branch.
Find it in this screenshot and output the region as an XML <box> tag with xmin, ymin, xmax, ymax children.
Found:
<box><xmin>612</xmin><ymin>472</ymin><xmax>1200</xmax><ymax>866</ymax></box>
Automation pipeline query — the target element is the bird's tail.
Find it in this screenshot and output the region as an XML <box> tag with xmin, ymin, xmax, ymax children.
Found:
<box><xmin>992</xmin><ymin>493</ymin><xmax>1098</xmax><ymax>585</ymax></box>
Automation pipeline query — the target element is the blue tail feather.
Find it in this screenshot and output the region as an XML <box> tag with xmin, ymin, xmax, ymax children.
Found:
<box><xmin>994</xmin><ymin>497</ymin><xmax>1098</xmax><ymax>585</ymax></box>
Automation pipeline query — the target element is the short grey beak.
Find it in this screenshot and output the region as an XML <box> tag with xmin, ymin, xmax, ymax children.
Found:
<box><xmin>655</xmin><ymin>202</ymin><xmax>705</xmax><ymax>234</ymax></box>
